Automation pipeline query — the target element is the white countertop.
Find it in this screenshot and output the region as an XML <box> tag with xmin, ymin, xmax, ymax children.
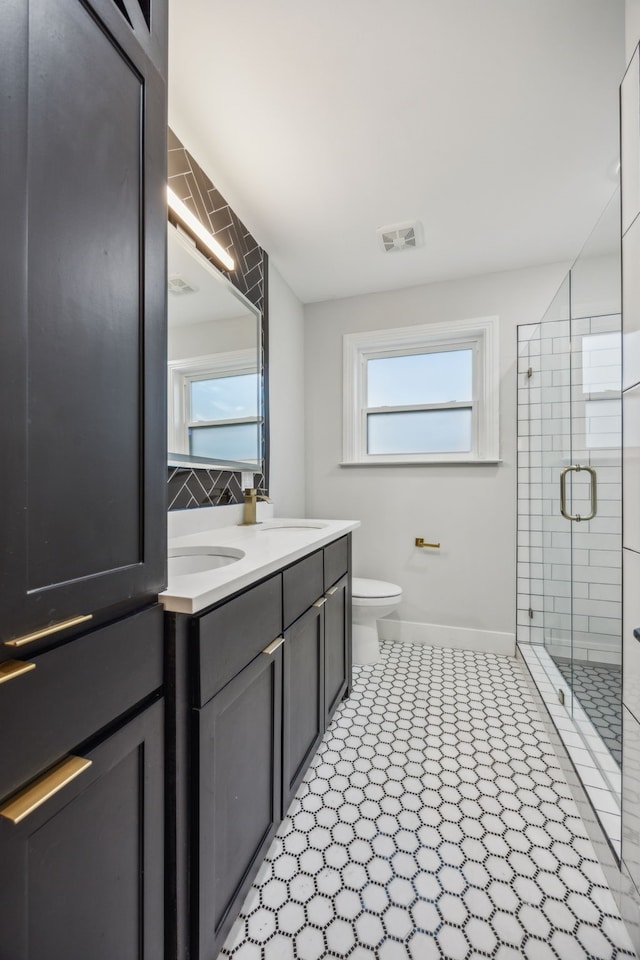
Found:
<box><xmin>160</xmin><ymin>518</ymin><xmax>360</xmax><ymax>614</ymax></box>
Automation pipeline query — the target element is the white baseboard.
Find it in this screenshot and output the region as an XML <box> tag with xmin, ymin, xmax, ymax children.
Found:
<box><xmin>378</xmin><ymin>618</ymin><xmax>515</xmax><ymax>657</ymax></box>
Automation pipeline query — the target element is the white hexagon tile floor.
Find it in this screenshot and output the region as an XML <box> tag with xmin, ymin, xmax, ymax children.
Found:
<box><xmin>220</xmin><ymin>641</ymin><xmax>637</xmax><ymax>960</ymax></box>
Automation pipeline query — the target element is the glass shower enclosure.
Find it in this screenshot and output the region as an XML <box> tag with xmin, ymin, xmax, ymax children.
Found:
<box><xmin>517</xmin><ymin>189</ymin><xmax>622</xmax><ymax>855</ymax></box>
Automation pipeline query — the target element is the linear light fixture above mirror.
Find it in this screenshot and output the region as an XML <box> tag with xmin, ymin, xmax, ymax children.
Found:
<box><xmin>167</xmin><ymin>186</ymin><xmax>235</xmax><ymax>272</ymax></box>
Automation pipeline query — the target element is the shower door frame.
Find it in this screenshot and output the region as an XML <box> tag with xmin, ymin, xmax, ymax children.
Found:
<box><xmin>516</xmin><ymin>302</ymin><xmax>623</xmax><ymax>859</ymax></box>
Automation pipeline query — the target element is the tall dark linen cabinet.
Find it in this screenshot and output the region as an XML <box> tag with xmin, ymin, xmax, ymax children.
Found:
<box><xmin>0</xmin><ymin>1</ymin><xmax>168</xmax><ymax>957</ymax></box>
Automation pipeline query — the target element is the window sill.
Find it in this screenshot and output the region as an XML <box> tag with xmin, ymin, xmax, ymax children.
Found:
<box><xmin>339</xmin><ymin>458</ymin><xmax>503</xmax><ymax>467</ymax></box>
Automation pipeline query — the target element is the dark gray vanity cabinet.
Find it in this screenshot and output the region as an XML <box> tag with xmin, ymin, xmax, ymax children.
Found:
<box><xmin>281</xmin><ymin>549</ymin><xmax>326</xmax><ymax>809</ymax></box>
<box><xmin>166</xmin><ymin>534</ymin><xmax>352</xmax><ymax>960</ymax></box>
<box><xmin>323</xmin><ymin>536</ymin><xmax>352</xmax><ymax>722</ymax></box>
<box><xmin>0</xmin><ymin>698</ymin><xmax>165</xmax><ymax>960</ymax></box>
<box><xmin>0</xmin><ymin>1</ymin><xmax>168</xmax><ymax>957</ymax></box>
<box><xmin>282</xmin><ymin>600</ymin><xmax>325</xmax><ymax>810</ymax></box>
<box><xmin>324</xmin><ymin>573</ymin><xmax>351</xmax><ymax>726</ymax></box>
<box><xmin>0</xmin><ymin>606</ymin><xmax>165</xmax><ymax>960</ymax></box>
<box><xmin>195</xmin><ymin>646</ymin><xmax>283</xmax><ymax>960</ymax></box>
<box><xmin>0</xmin><ymin>0</ymin><xmax>168</xmax><ymax>644</ymax></box>
<box><xmin>190</xmin><ymin>575</ymin><xmax>284</xmax><ymax>959</ymax></box>
<box><xmin>0</xmin><ymin>605</ymin><xmax>164</xmax><ymax>803</ymax></box>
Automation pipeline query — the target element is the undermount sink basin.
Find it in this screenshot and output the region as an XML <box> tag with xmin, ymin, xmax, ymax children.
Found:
<box><xmin>259</xmin><ymin>520</ymin><xmax>328</xmax><ymax>532</ymax></box>
<box><xmin>168</xmin><ymin>546</ymin><xmax>244</xmax><ymax>577</ymax></box>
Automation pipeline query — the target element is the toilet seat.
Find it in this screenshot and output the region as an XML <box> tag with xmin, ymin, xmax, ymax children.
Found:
<box><xmin>351</xmin><ymin>577</ymin><xmax>402</xmax><ymax>601</ymax></box>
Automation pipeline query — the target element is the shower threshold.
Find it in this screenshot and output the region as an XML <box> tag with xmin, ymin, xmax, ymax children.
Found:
<box><xmin>518</xmin><ymin>642</ymin><xmax>621</xmax><ymax>858</ymax></box>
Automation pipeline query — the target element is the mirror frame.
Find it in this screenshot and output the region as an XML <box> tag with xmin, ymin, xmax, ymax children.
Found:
<box><xmin>166</xmin><ymin>127</ymin><xmax>269</xmax><ymax>509</ymax></box>
<box><xmin>167</xmin><ymin>223</ymin><xmax>263</xmax><ymax>471</ymax></box>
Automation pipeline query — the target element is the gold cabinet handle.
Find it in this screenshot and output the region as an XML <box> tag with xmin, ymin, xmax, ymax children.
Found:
<box><xmin>415</xmin><ymin>538</ymin><xmax>440</xmax><ymax>549</ymax></box>
<box><xmin>4</xmin><ymin>614</ymin><xmax>93</xmax><ymax>648</ymax></box>
<box><xmin>0</xmin><ymin>660</ymin><xmax>36</xmax><ymax>686</ymax></box>
<box><xmin>0</xmin><ymin>755</ymin><xmax>92</xmax><ymax>824</ymax></box>
<box><xmin>313</xmin><ymin>598</ymin><xmax>327</xmax><ymax>608</ymax></box>
<box><xmin>325</xmin><ymin>586</ymin><xmax>338</xmax><ymax>596</ymax></box>
<box><xmin>262</xmin><ymin>636</ymin><xmax>285</xmax><ymax>656</ymax></box>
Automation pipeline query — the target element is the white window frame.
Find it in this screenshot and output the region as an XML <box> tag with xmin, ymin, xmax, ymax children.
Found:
<box><xmin>168</xmin><ymin>348</ymin><xmax>260</xmax><ymax>463</ymax></box>
<box><xmin>342</xmin><ymin>317</ymin><xmax>500</xmax><ymax>465</ymax></box>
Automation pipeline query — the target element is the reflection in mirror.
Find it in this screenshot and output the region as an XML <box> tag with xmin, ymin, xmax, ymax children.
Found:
<box><xmin>167</xmin><ymin>224</ymin><xmax>262</xmax><ymax>470</ymax></box>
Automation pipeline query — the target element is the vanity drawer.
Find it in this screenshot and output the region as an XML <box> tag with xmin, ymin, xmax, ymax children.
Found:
<box><xmin>324</xmin><ymin>536</ymin><xmax>349</xmax><ymax>589</ymax></box>
<box><xmin>283</xmin><ymin>550</ymin><xmax>324</xmax><ymax>628</ymax></box>
<box><xmin>0</xmin><ymin>604</ymin><xmax>163</xmax><ymax>803</ymax></box>
<box><xmin>196</xmin><ymin>574</ymin><xmax>283</xmax><ymax>707</ymax></box>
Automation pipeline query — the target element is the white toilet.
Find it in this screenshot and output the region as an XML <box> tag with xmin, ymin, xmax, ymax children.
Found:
<box><xmin>352</xmin><ymin>577</ymin><xmax>403</xmax><ymax>665</ymax></box>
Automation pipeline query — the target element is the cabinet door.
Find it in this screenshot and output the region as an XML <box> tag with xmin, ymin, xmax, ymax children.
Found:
<box><xmin>282</xmin><ymin>602</ymin><xmax>325</xmax><ymax>811</ymax></box>
<box><xmin>0</xmin><ymin>699</ymin><xmax>164</xmax><ymax>960</ymax></box>
<box><xmin>195</xmin><ymin>647</ymin><xmax>283</xmax><ymax>960</ymax></box>
<box><xmin>324</xmin><ymin>574</ymin><xmax>351</xmax><ymax>725</ymax></box>
<box><xmin>0</xmin><ymin>0</ymin><xmax>167</xmax><ymax>644</ymax></box>
<box><xmin>0</xmin><ymin>604</ymin><xmax>163</xmax><ymax>802</ymax></box>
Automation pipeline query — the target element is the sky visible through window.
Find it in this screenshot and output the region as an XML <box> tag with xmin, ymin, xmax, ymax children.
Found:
<box><xmin>190</xmin><ymin>422</ymin><xmax>259</xmax><ymax>461</ymax></box>
<box><xmin>366</xmin><ymin>350</ymin><xmax>473</xmax><ymax>454</ymax></box>
<box><xmin>190</xmin><ymin>373</ymin><xmax>258</xmax><ymax>423</ymax></box>
<box><xmin>368</xmin><ymin>409</ymin><xmax>472</xmax><ymax>454</ymax></box>
<box><xmin>367</xmin><ymin>349</ymin><xmax>472</xmax><ymax>407</ymax></box>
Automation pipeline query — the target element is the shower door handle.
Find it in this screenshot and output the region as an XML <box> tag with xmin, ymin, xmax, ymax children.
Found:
<box><xmin>559</xmin><ymin>464</ymin><xmax>597</xmax><ymax>522</ymax></box>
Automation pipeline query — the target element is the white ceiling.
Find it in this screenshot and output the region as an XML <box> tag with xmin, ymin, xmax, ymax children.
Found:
<box><xmin>168</xmin><ymin>0</ymin><xmax>625</xmax><ymax>304</ymax></box>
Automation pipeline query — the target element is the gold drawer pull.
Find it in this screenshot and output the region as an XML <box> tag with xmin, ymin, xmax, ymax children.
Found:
<box><xmin>262</xmin><ymin>636</ymin><xmax>285</xmax><ymax>656</ymax></box>
<box><xmin>0</xmin><ymin>755</ymin><xmax>92</xmax><ymax>825</ymax></box>
<box><xmin>325</xmin><ymin>587</ymin><xmax>338</xmax><ymax>596</ymax></box>
<box><xmin>0</xmin><ymin>660</ymin><xmax>36</xmax><ymax>686</ymax></box>
<box><xmin>5</xmin><ymin>614</ymin><xmax>93</xmax><ymax>648</ymax></box>
<box><xmin>313</xmin><ymin>597</ymin><xmax>327</xmax><ymax>608</ymax></box>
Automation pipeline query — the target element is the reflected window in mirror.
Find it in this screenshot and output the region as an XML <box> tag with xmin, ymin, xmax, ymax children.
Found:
<box><xmin>167</xmin><ymin>223</ymin><xmax>263</xmax><ymax>471</ymax></box>
<box><xmin>170</xmin><ymin>352</ymin><xmax>260</xmax><ymax>464</ymax></box>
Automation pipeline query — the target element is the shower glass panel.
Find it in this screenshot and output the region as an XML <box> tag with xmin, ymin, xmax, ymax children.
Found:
<box><xmin>518</xmin><ymin>188</ymin><xmax>622</xmax><ymax>855</ymax></box>
<box><xmin>538</xmin><ymin>275</ymin><xmax>573</xmax><ymax>701</ymax></box>
<box><xmin>566</xmin><ymin>190</ymin><xmax>622</xmax><ymax>767</ymax></box>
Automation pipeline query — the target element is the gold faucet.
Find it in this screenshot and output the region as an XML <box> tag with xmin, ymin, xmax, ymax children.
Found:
<box><xmin>241</xmin><ymin>488</ymin><xmax>271</xmax><ymax>525</ymax></box>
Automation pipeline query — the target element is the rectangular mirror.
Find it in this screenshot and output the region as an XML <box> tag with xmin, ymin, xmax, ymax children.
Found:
<box><xmin>167</xmin><ymin>223</ymin><xmax>262</xmax><ymax>471</ymax></box>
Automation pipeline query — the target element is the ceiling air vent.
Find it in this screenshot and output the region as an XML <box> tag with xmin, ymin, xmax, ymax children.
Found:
<box><xmin>377</xmin><ymin>220</ymin><xmax>423</xmax><ymax>253</ymax></box>
<box><xmin>168</xmin><ymin>275</ymin><xmax>198</xmax><ymax>296</ymax></box>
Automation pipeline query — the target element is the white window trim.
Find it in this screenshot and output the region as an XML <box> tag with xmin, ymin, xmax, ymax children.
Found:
<box><xmin>168</xmin><ymin>348</ymin><xmax>259</xmax><ymax>457</ymax></box>
<box><xmin>342</xmin><ymin>316</ymin><xmax>500</xmax><ymax>465</ymax></box>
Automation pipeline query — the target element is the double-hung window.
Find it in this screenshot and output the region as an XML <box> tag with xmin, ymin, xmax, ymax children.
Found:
<box><xmin>342</xmin><ymin>317</ymin><xmax>499</xmax><ymax>465</ymax></box>
<box><xmin>168</xmin><ymin>350</ymin><xmax>261</xmax><ymax>465</ymax></box>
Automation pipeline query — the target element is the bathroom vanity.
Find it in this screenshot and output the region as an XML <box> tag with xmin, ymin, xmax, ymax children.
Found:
<box><xmin>1</xmin><ymin>4</ymin><xmax>352</xmax><ymax>955</ymax></box>
<box><xmin>162</xmin><ymin>519</ymin><xmax>358</xmax><ymax>960</ymax></box>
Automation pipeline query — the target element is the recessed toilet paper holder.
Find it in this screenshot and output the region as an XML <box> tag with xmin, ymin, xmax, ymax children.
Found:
<box><xmin>415</xmin><ymin>538</ymin><xmax>440</xmax><ymax>549</ymax></box>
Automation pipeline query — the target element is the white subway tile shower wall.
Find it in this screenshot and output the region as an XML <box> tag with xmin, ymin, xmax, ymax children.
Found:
<box><xmin>516</xmin><ymin>317</ymin><xmax>622</xmax><ymax>664</ymax></box>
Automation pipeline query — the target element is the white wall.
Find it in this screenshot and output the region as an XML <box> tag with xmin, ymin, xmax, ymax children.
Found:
<box><xmin>304</xmin><ymin>261</ymin><xmax>569</xmax><ymax>640</ymax></box>
<box><xmin>168</xmin><ymin>315</ymin><xmax>256</xmax><ymax>361</ymax></box>
<box><xmin>268</xmin><ymin>263</ymin><xmax>306</xmax><ymax>516</ymax></box>
<box><xmin>627</xmin><ymin>0</ymin><xmax>640</xmax><ymax>61</ymax></box>
<box><xmin>571</xmin><ymin>252</ymin><xmax>621</xmax><ymax>320</ymax></box>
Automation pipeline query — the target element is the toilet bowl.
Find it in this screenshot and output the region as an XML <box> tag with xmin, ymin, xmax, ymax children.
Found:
<box><xmin>352</xmin><ymin>577</ymin><xmax>402</xmax><ymax>665</ymax></box>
